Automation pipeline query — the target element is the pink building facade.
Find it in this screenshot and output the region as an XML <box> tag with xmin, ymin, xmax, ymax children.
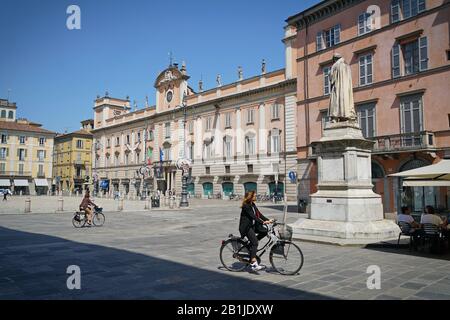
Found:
<box><xmin>287</xmin><ymin>0</ymin><xmax>450</xmax><ymax>215</ymax></box>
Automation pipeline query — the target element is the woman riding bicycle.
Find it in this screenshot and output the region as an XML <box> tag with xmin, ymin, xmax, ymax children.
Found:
<box><xmin>79</xmin><ymin>190</ymin><xmax>97</xmax><ymax>226</ymax></box>
<box><xmin>239</xmin><ymin>191</ymin><xmax>274</xmax><ymax>271</ymax></box>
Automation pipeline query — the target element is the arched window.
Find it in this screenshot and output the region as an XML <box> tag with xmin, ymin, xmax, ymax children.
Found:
<box><xmin>202</xmin><ymin>182</ymin><xmax>213</xmax><ymax>196</ymax></box>
<box><xmin>0</xmin><ymin>110</ymin><xmax>6</xmax><ymax>118</ymax></box>
<box><xmin>371</xmin><ymin>162</ymin><xmax>385</xmax><ymax>179</ymax></box>
<box><xmin>8</xmin><ymin>111</ymin><xmax>13</xmax><ymax>119</ymax></box>
<box><xmin>269</xmin><ymin>128</ymin><xmax>281</xmax><ymax>153</ymax></box>
<box><xmin>223</xmin><ymin>136</ymin><xmax>232</xmax><ymax>158</ymax></box>
<box><xmin>245</xmin><ymin>133</ymin><xmax>256</xmax><ymax>156</ymax></box>
<box><xmin>222</xmin><ymin>182</ymin><xmax>234</xmax><ymax>197</ymax></box>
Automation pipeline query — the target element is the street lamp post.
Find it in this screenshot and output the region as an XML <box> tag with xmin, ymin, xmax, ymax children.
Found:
<box><xmin>177</xmin><ymin>96</ymin><xmax>189</xmax><ymax>207</ymax></box>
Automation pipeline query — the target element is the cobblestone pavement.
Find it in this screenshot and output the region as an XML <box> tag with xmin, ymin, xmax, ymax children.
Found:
<box><xmin>0</xmin><ymin>204</ymin><xmax>449</xmax><ymax>300</ymax></box>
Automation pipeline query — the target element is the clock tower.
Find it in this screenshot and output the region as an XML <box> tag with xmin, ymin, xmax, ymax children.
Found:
<box><xmin>154</xmin><ymin>62</ymin><xmax>190</xmax><ymax>113</ymax></box>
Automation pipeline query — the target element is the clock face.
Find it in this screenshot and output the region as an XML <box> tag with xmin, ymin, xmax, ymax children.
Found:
<box><xmin>166</xmin><ymin>90</ymin><xmax>173</xmax><ymax>103</ymax></box>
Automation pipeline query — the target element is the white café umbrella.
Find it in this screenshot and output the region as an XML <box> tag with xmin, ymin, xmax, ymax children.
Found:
<box><xmin>389</xmin><ymin>159</ymin><xmax>450</xmax><ymax>186</ymax></box>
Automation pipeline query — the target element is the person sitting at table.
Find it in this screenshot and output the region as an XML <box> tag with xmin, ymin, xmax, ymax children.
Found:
<box><xmin>398</xmin><ymin>206</ymin><xmax>421</xmax><ymax>230</ymax></box>
<box><xmin>398</xmin><ymin>206</ymin><xmax>423</xmax><ymax>246</ymax></box>
<box><xmin>420</xmin><ymin>206</ymin><xmax>446</xmax><ymax>228</ymax></box>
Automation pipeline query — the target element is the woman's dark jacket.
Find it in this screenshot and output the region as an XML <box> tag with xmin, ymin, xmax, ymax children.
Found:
<box><xmin>239</xmin><ymin>203</ymin><xmax>269</xmax><ymax>237</ymax></box>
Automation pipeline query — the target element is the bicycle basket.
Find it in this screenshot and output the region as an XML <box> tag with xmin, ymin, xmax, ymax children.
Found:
<box><xmin>278</xmin><ymin>224</ymin><xmax>293</xmax><ymax>241</ymax></box>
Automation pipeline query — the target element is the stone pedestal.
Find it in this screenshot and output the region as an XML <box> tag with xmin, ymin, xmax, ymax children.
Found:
<box><xmin>291</xmin><ymin>121</ymin><xmax>399</xmax><ymax>245</ymax></box>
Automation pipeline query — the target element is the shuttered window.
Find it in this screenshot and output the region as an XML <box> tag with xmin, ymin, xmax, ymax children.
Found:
<box><xmin>357</xmin><ymin>103</ymin><xmax>376</xmax><ymax>138</ymax></box>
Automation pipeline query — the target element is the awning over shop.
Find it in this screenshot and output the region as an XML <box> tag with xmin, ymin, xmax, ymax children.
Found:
<box><xmin>403</xmin><ymin>180</ymin><xmax>450</xmax><ymax>187</ymax></box>
<box><xmin>14</xmin><ymin>179</ymin><xmax>29</xmax><ymax>187</ymax></box>
<box><xmin>0</xmin><ymin>179</ymin><xmax>11</xmax><ymax>187</ymax></box>
<box><xmin>389</xmin><ymin>159</ymin><xmax>450</xmax><ymax>187</ymax></box>
<box><xmin>34</xmin><ymin>179</ymin><xmax>49</xmax><ymax>187</ymax></box>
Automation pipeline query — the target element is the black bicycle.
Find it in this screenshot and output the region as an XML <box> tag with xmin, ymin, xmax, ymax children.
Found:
<box><xmin>72</xmin><ymin>206</ymin><xmax>105</xmax><ymax>228</ymax></box>
<box><xmin>219</xmin><ymin>220</ymin><xmax>304</xmax><ymax>275</ymax></box>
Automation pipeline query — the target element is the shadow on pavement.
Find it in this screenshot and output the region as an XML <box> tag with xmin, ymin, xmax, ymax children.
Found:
<box><xmin>364</xmin><ymin>240</ymin><xmax>450</xmax><ymax>261</ymax></box>
<box><xmin>0</xmin><ymin>226</ymin><xmax>332</xmax><ymax>300</ymax></box>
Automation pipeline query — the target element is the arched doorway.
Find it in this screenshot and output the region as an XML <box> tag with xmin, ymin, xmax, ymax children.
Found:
<box><xmin>268</xmin><ymin>182</ymin><xmax>284</xmax><ymax>196</ymax></box>
<box><xmin>187</xmin><ymin>183</ymin><xmax>195</xmax><ymax>196</ymax></box>
<box><xmin>244</xmin><ymin>182</ymin><xmax>257</xmax><ymax>194</ymax></box>
<box><xmin>399</xmin><ymin>159</ymin><xmax>436</xmax><ymax>213</ymax></box>
<box><xmin>202</xmin><ymin>182</ymin><xmax>213</xmax><ymax>197</ymax></box>
<box><xmin>222</xmin><ymin>182</ymin><xmax>234</xmax><ymax>197</ymax></box>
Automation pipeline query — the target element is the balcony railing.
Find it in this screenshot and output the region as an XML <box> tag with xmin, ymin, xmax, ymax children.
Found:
<box><xmin>308</xmin><ymin>131</ymin><xmax>435</xmax><ymax>158</ymax></box>
<box><xmin>369</xmin><ymin>131</ymin><xmax>435</xmax><ymax>154</ymax></box>
<box><xmin>0</xmin><ymin>171</ymin><xmax>32</xmax><ymax>177</ymax></box>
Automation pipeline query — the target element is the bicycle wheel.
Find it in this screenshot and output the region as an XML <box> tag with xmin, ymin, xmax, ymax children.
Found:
<box><xmin>93</xmin><ymin>213</ymin><xmax>105</xmax><ymax>227</ymax></box>
<box><xmin>219</xmin><ymin>239</ymin><xmax>249</xmax><ymax>272</ymax></box>
<box><xmin>269</xmin><ymin>241</ymin><xmax>304</xmax><ymax>275</ymax></box>
<box><xmin>72</xmin><ymin>214</ymin><xmax>85</xmax><ymax>228</ymax></box>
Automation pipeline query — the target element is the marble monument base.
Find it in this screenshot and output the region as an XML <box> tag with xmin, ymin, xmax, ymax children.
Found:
<box><xmin>292</xmin><ymin>121</ymin><xmax>400</xmax><ymax>245</ymax></box>
<box><xmin>291</xmin><ymin>219</ymin><xmax>400</xmax><ymax>245</ymax></box>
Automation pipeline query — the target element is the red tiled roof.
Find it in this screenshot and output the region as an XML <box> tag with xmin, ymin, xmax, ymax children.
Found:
<box><xmin>55</xmin><ymin>129</ymin><xmax>92</xmax><ymax>140</ymax></box>
<box><xmin>0</xmin><ymin>120</ymin><xmax>55</xmax><ymax>135</ymax></box>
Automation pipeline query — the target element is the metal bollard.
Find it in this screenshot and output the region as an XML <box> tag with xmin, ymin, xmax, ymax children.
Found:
<box><xmin>145</xmin><ymin>198</ymin><xmax>152</xmax><ymax>211</ymax></box>
<box><xmin>118</xmin><ymin>198</ymin><xmax>123</xmax><ymax>211</ymax></box>
<box><xmin>58</xmin><ymin>197</ymin><xmax>64</xmax><ymax>212</ymax></box>
<box><xmin>24</xmin><ymin>198</ymin><xmax>31</xmax><ymax>213</ymax></box>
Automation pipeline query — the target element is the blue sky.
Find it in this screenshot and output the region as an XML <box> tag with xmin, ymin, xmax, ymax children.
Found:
<box><xmin>0</xmin><ymin>0</ymin><xmax>320</xmax><ymax>133</ymax></box>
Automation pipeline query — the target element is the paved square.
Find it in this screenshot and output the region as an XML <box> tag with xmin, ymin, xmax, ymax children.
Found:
<box><xmin>0</xmin><ymin>201</ymin><xmax>449</xmax><ymax>300</ymax></box>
